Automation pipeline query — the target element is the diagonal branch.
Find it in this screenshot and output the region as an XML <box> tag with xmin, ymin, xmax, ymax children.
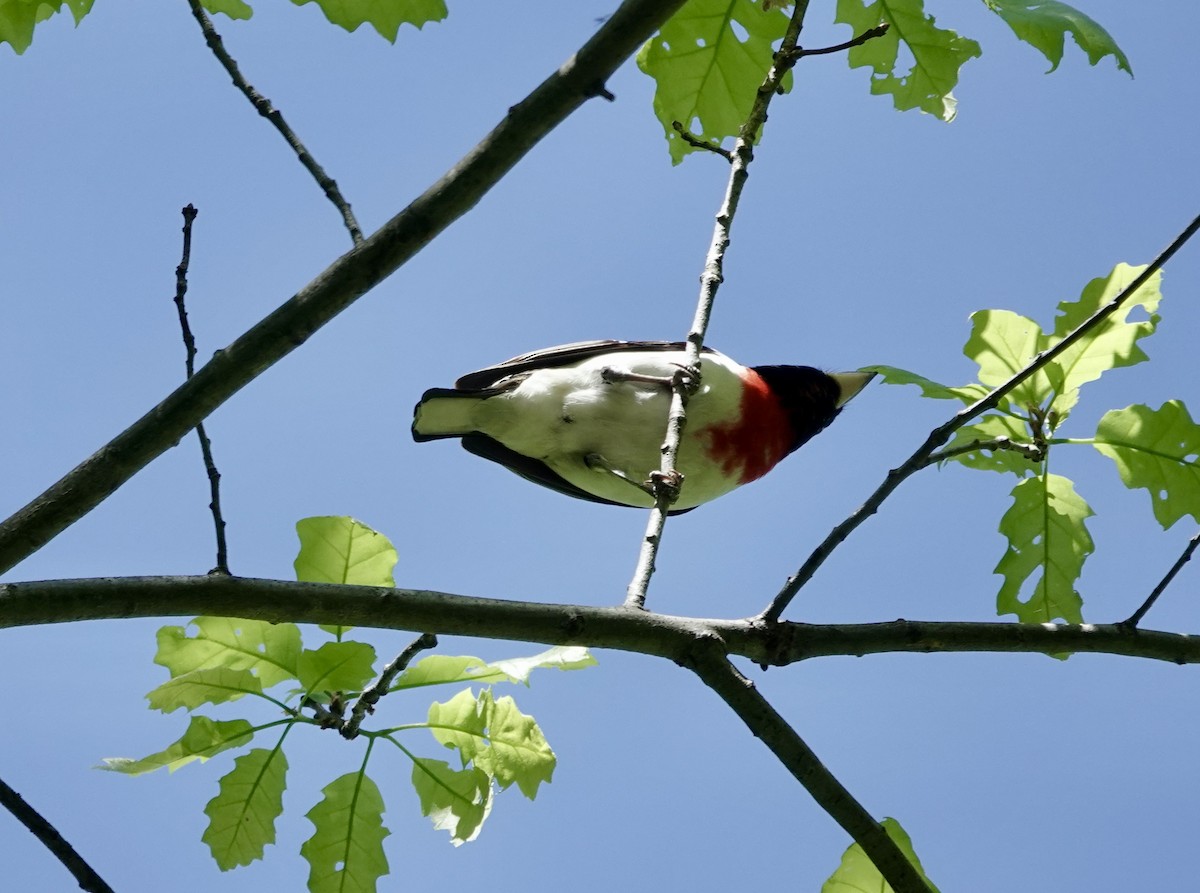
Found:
<box><xmin>4</xmin><ymin>576</ymin><xmax>1200</xmax><ymax>666</ymax></box>
<box><xmin>625</xmin><ymin>0</ymin><xmax>815</xmax><ymax>609</ymax></box>
<box><xmin>342</xmin><ymin>632</ymin><xmax>438</xmax><ymax>739</ymax></box>
<box><xmin>1122</xmin><ymin>529</ymin><xmax>1200</xmax><ymax>627</ymax></box>
<box><xmin>0</xmin><ymin>0</ymin><xmax>692</xmax><ymax>577</ymax></box>
<box><xmin>686</xmin><ymin>645</ymin><xmax>934</xmax><ymax>893</ymax></box>
<box><xmin>0</xmin><ymin>775</ymin><xmax>115</xmax><ymax>893</ymax></box>
<box><xmin>185</xmin><ymin>0</ymin><xmax>363</xmax><ymax>245</ymax></box>
<box><xmin>761</xmin><ymin>210</ymin><xmax>1200</xmax><ymax>622</ymax></box>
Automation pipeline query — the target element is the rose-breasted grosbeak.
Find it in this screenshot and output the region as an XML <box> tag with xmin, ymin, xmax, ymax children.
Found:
<box><xmin>412</xmin><ymin>340</ymin><xmax>873</xmax><ymax>513</ymax></box>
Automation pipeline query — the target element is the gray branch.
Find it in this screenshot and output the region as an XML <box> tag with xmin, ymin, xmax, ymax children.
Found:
<box><xmin>2</xmin><ymin>576</ymin><xmax>1198</xmax><ymax>667</ymax></box>
<box><xmin>687</xmin><ymin>645</ymin><xmax>933</xmax><ymax>893</ymax></box>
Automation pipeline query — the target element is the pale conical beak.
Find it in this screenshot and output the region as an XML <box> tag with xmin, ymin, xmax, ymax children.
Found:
<box><xmin>830</xmin><ymin>371</ymin><xmax>876</xmax><ymax>407</ymax></box>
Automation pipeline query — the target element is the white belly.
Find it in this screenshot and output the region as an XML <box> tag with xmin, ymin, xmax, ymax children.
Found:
<box><xmin>475</xmin><ymin>351</ymin><xmax>749</xmax><ymax>509</ymax></box>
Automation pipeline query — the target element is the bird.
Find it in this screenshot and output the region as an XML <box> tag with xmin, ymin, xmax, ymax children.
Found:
<box><xmin>411</xmin><ymin>340</ymin><xmax>873</xmax><ymax>513</ymax></box>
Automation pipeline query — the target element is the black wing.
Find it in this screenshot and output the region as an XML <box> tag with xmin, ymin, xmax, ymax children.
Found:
<box><xmin>454</xmin><ymin>340</ymin><xmax>715</xmax><ymax>390</ymax></box>
<box><xmin>460</xmin><ymin>434</ymin><xmax>696</xmax><ymax>515</ymax></box>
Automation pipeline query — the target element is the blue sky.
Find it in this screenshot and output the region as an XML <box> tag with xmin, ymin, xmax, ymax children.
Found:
<box><xmin>2</xmin><ymin>1</ymin><xmax>1198</xmax><ymax>890</ymax></box>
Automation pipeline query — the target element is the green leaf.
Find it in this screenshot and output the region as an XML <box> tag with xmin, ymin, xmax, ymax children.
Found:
<box><xmin>203</xmin><ymin>747</ymin><xmax>288</xmax><ymax>870</ymax></box>
<box><xmin>961</xmin><ymin>263</ymin><xmax>1160</xmax><ymax>419</ymax></box>
<box><xmin>155</xmin><ymin>617</ymin><xmax>302</xmax><ymax>689</ymax></box>
<box><xmin>822</xmin><ymin>816</ymin><xmax>940</xmax><ymax>892</ymax></box>
<box><xmin>146</xmin><ymin>667</ymin><xmax>263</xmax><ymax>714</ymax></box>
<box><xmin>428</xmin><ymin>689</ymin><xmax>556</xmax><ymax>799</ymax></box>
<box><xmin>298</xmin><ymin>641</ymin><xmax>378</xmax><ymax>695</ymax></box>
<box><xmin>940</xmin><ymin>414</ymin><xmax>1040</xmax><ymax>476</ymax></box>
<box><xmin>0</xmin><ymin>0</ymin><xmax>93</xmax><ymax>55</ymax></box>
<box><xmin>488</xmin><ymin>646</ymin><xmax>597</xmax><ymax>684</ymax></box>
<box><xmin>864</xmin><ymin>364</ymin><xmax>988</xmax><ymax>404</ymax></box>
<box><xmin>983</xmin><ymin>0</ymin><xmax>1131</xmax><ymax>74</ymax></box>
<box><xmin>296</xmin><ymin>516</ymin><xmax>398</xmax><ymax>637</ymax></box>
<box><xmin>200</xmin><ymin>0</ymin><xmax>253</xmax><ymax>20</ymax></box>
<box><xmin>473</xmin><ymin>693</ymin><xmax>556</xmax><ymax>798</ymax></box>
<box><xmin>1044</xmin><ymin>263</ymin><xmax>1160</xmax><ymax>416</ymax></box>
<box><xmin>99</xmin><ymin>717</ymin><xmax>254</xmax><ymax>775</ymax></box>
<box><xmin>994</xmin><ymin>473</ymin><xmax>1092</xmax><ymax>623</ymax></box>
<box><xmin>835</xmin><ymin>0</ymin><xmax>982</xmax><ymax>121</ymax></box>
<box><xmin>963</xmin><ymin>308</ymin><xmax>1049</xmax><ymax>407</ymax></box>
<box><xmin>394</xmin><ymin>646</ymin><xmax>595</xmax><ymax>692</ymax></box>
<box><xmin>637</xmin><ymin>0</ymin><xmax>790</xmax><ymax>164</ymax></box>
<box><xmin>410</xmin><ymin>758</ymin><xmax>492</xmax><ymax>845</ymax></box>
<box><xmin>289</xmin><ymin>0</ymin><xmax>447</xmax><ymax>41</ymax></box>
<box><xmin>300</xmin><ymin>773</ymin><xmax>391</xmax><ymax>892</ymax></box>
<box><xmin>1094</xmin><ymin>401</ymin><xmax>1200</xmax><ymax>530</ymax></box>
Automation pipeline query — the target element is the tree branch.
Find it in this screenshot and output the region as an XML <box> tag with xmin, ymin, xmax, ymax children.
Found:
<box><xmin>171</xmin><ymin>204</ymin><xmax>230</xmax><ymax>574</ymax></box>
<box><xmin>685</xmin><ymin>645</ymin><xmax>933</xmax><ymax>893</ymax></box>
<box><xmin>185</xmin><ymin>0</ymin><xmax>363</xmax><ymax>245</ymax></box>
<box><xmin>342</xmin><ymin>632</ymin><xmax>438</xmax><ymax>739</ymax></box>
<box><xmin>0</xmin><ymin>0</ymin><xmax>692</xmax><ymax>577</ymax></box>
<box><xmin>3</xmin><ymin>576</ymin><xmax>1199</xmax><ymax>666</ymax></box>
<box><xmin>0</xmin><ymin>775</ymin><xmax>115</xmax><ymax>893</ymax></box>
<box><xmin>1122</xmin><ymin>529</ymin><xmax>1200</xmax><ymax>627</ymax></box>
<box><xmin>625</xmin><ymin>0</ymin><xmax>813</xmax><ymax>609</ymax></box>
<box><xmin>790</xmin><ymin>23</ymin><xmax>890</xmax><ymax>58</ymax></box>
<box><xmin>761</xmin><ymin>210</ymin><xmax>1200</xmax><ymax>622</ymax></box>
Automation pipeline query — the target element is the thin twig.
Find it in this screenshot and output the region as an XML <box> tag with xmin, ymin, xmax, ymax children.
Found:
<box><xmin>342</xmin><ymin>633</ymin><xmax>438</xmax><ymax>739</ymax></box>
<box><xmin>1122</xmin><ymin>530</ymin><xmax>1200</xmax><ymax>627</ymax></box>
<box><xmin>760</xmin><ymin>210</ymin><xmax>1200</xmax><ymax>623</ymax></box>
<box><xmin>184</xmin><ymin>0</ymin><xmax>364</xmax><ymax>246</ymax></box>
<box><xmin>624</xmin><ymin>0</ymin><xmax>815</xmax><ymax>610</ymax></box>
<box><xmin>687</xmin><ymin>646</ymin><xmax>934</xmax><ymax>893</ymax></box>
<box><xmin>791</xmin><ymin>22</ymin><xmax>890</xmax><ymax>58</ymax></box>
<box><xmin>172</xmin><ymin>205</ymin><xmax>230</xmax><ymax>575</ymax></box>
<box><xmin>671</xmin><ymin>121</ymin><xmax>733</xmax><ymax>160</ymax></box>
<box><xmin>0</xmin><ymin>0</ymin><xmax>692</xmax><ymax>575</ymax></box>
<box><xmin>921</xmin><ymin>435</ymin><xmax>1046</xmax><ymax>468</ymax></box>
<box><xmin>0</xmin><ymin>775</ymin><xmax>116</xmax><ymax>893</ymax></box>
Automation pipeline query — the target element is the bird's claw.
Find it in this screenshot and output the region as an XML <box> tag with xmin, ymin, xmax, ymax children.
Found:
<box><xmin>647</xmin><ymin>469</ymin><xmax>684</xmax><ymax>504</ymax></box>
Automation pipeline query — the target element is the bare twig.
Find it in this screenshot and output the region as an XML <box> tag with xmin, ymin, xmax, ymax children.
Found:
<box><xmin>172</xmin><ymin>205</ymin><xmax>230</xmax><ymax>574</ymax></box>
<box><xmin>342</xmin><ymin>633</ymin><xmax>438</xmax><ymax>739</ymax></box>
<box><xmin>922</xmin><ymin>435</ymin><xmax>1046</xmax><ymax>468</ymax></box>
<box><xmin>670</xmin><ymin>121</ymin><xmax>733</xmax><ymax>160</ymax></box>
<box><xmin>624</xmin><ymin>0</ymin><xmax>814</xmax><ymax>610</ymax></box>
<box><xmin>687</xmin><ymin>647</ymin><xmax>934</xmax><ymax>893</ymax></box>
<box><xmin>0</xmin><ymin>775</ymin><xmax>115</xmax><ymax>893</ymax></box>
<box><xmin>790</xmin><ymin>22</ymin><xmax>890</xmax><ymax>58</ymax></box>
<box><xmin>1122</xmin><ymin>530</ymin><xmax>1200</xmax><ymax>627</ymax></box>
<box><xmin>0</xmin><ymin>0</ymin><xmax>692</xmax><ymax>576</ymax></box>
<box><xmin>760</xmin><ymin>210</ymin><xmax>1200</xmax><ymax>623</ymax></box>
<box><xmin>185</xmin><ymin>0</ymin><xmax>363</xmax><ymax>245</ymax></box>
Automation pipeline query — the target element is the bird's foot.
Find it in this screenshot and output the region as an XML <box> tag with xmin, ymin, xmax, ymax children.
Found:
<box><xmin>583</xmin><ymin>453</ymin><xmax>672</xmax><ymax>501</ymax></box>
<box><xmin>600</xmin><ymin>363</ymin><xmax>701</xmax><ymax>393</ymax></box>
<box><xmin>647</xmin><ymin>469</ymin><xmax>685</xmax><ymax>504</ymax></box>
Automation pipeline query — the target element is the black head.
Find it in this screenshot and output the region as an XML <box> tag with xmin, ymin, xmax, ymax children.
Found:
<box><xmin>751</xmin><ymin>365</ymin><xmax>845</xmax><ymax>454</ymax></box>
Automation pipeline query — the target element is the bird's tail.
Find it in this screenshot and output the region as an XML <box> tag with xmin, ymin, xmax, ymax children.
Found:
<box><xmin>411</xmin><ymin>389</ymin><xmax>483</xmax><ymax>442</ymax></box>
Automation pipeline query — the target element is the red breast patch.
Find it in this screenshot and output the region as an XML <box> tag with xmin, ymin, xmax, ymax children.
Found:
<box><xmin>700</xmin><ymin>369</ymin><xmax>792</xmax><ymax>483</ymax></box>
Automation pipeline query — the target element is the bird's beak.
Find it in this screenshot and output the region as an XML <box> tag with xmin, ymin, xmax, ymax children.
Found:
<box><xmin>830</xmin><ymin>371</ymin><xmax>876</xmax><ymax>407</ymax></box>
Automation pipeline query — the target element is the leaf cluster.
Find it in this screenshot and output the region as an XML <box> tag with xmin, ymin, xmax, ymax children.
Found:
<box><xmin>101</xmin><ymin>517</ymin><xmax>594</xmax><ymax>892</ymax></box>
<box><xmin>872</xmin><ymin>263</ymin><xmax>1200</xmax><ymax>626</ymax></box>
